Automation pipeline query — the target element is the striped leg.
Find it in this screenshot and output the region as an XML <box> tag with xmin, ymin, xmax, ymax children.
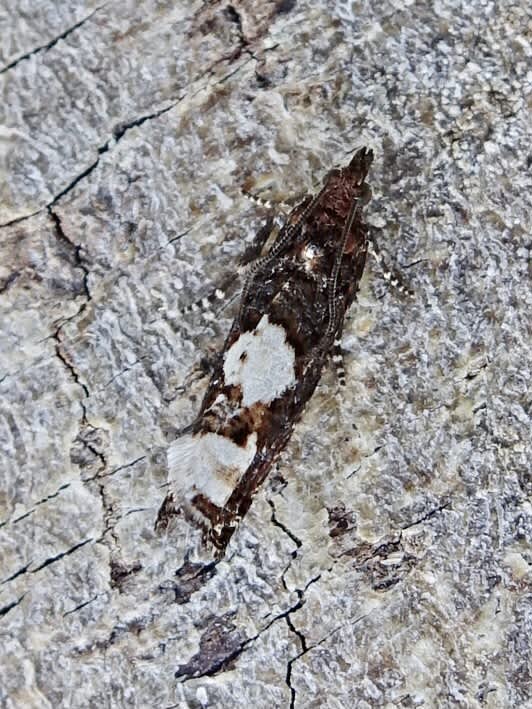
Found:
<box><xmin>241</xmin><ymin>192</ymin><xmax>292</xmax><ymax>213</ymax></box>
<box><xmin>332</xmin><ymin>338</ymin><xmax>347</xmax><ymax>387</ymax></box>
<box><xmin>182</xmin><ymin>218</ymin><xmax>279</xmax><ymax>323</ymax></box>
<box><xmin>367</xmin><ymin>233</ymin><xmax>415</xmax><ymax>299</ymax></box>
<box><xmin>182</xmin><ymin>280</ymin><xmax>231</xmax><ymax>321</ymax></box>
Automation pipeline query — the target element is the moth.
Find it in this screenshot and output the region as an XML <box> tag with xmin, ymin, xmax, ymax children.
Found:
<box><xmin>158</xmin><ymin>147</ymin><xmax>374</xmax><ymax>554</ymax></box>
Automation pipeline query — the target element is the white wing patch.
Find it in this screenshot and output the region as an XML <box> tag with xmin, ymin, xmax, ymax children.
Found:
<box><xmin>223</xmin><ymin>314</ymin><xmax>296</xmax><ymax>407</ymax></box>
<box><xmin>167</xmin><ymin>432</ymin><xmax>257</xmax><ymax>507</ymax></box>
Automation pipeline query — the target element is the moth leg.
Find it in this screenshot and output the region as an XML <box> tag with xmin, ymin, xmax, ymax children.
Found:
<box><xmin>239</xmin><ymin>188</ymin><xmax>313</xmax><ymax>270</ymax></box>
<box><xmin>241</xmin><ymin>190</ymin><xmax>293</xmax><ymax>214</ymax></box>
<box><xmin>182</xmin><ymin>215</ymin><xmax>279</xmax><ymax>326</ymax></box>
<box><xmin>332</xmin><ymin>338</ymin><xmax>347</xmax><ymax>387</ymax></box>
<box><xmin>182</xmin><ymin>272</ymin><xmax>241</xmax><ymax>323</ymax></box>
<box><xmin>368</xmin><ymin>229</ymin><xmax>415</xmax><ymax>298</ymax></box>
<box><xmin>242</xmin><ymin>176</ymin><xmax>313</xmax><ymax>216</ymax></box>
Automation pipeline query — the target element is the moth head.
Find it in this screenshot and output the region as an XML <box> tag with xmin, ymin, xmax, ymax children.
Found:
<box><xmin>324</xmin><ymin>147</ymin><xmax>373</xmax><ymax>193</ymax></box>
<box><xmin>320</xmin><ymin>148</ymin><xmax>373</xmax><ymax>220</ymax></box>
<box><xmin>347</xmin><ymin>146</ymin><xmax>374</xmax><ymax>180</ymax></box>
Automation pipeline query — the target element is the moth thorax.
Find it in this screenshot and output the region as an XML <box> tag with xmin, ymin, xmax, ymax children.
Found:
<box><xmin>301</xmin><ymin>243</ymin><xmax>321</xmax><ymax>271</ymax></box>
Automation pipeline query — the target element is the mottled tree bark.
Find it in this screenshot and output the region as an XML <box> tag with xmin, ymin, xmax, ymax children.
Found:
<box><xmin>1</xmin><ymin>2</ymin><xmax>531</xmax><ymax>707</ymax></box>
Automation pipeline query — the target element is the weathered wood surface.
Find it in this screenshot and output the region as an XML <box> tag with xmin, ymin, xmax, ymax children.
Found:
<box><xmin>1</xmin><ymin>2</ymin><xmax>531</xmax><ymax>707</ymax></box>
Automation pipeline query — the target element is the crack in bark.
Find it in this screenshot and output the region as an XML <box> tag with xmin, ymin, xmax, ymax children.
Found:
<box><xmin>82</xmin><ymin>436</ymin><xmax>107</xmax><ymax>472</ymax></box>
<box><xmin>165</xmin><ymin>226</ymin><xmax>194</xmax><ymax>247</ymax></box>
<box><xmin>53</xmin><ymin>342</ymin><xmax>90</xmax><ymax>416</ymax></box>
<box><xmin>98</xmin><ymin>482</ymin><xmax>119</xmax><ymax>546</ymax></box>
<box><xmin>0</xmin><ymin>102</ymin><xmax>181</xmax><ymax>229</ymax></box>
<box><xmin>268</xmin><ymin>498</ymin><xmax>303</xmax><ymax>590</ymax></box>
<box><xmin>31</xmin><ymin>538</ymin><xmax>93</xmax><ymax>573</ymax></box>
<box><xmin>47</xmin><ymin>303</ymin><xmax>88</xmax><ymax>341</ymax></box>
<box><xmin>268</xmin><ymin>499</ymin><xmax>302</xmax><ymax>549</ymax></box>
<box><xmin>49</xmin><ymin>318</ymin><xmax>123</xmax><ymax>573</ymax></box>
<box><xmin>91</xmin><ymin>455</ymin><xmax>147</xmax><ymax>481</ymax></box>
<box><xmin>46</xmin><ymin>148</ymin><xmax>107</xmax><ymax>213</ymax></box>
<box><xmin>91</xmin><ymin>456</ymin><xmax>134</xmax><ymax>584</ymax></box>
<box><xmin>0</xmin><ymin>4</ymin><xmax>108</xmax><ymax>75</ymax></box>
<box><xmin>0</xmin><ymin>22</ymin><xmax>279</xmax><ymax>229</ymax></box>
<box><xmin>216</xmin><ymin>52</ymin><xmax>256</xmax><ymax>85</ymax></box>
<box><xmin>346</xmin><ymin>444</ymin><xmax>383</xmax><ymax>480</ymax></box>
<box><xmin>0</xmin><ymin>270</ymin><xmax>20</xmax><ymax>294</ymax></box>
<box><xmin>0</xmin><ymin>483</ymin><xmax>71</xmax><ymax>528</ymax></box>
<box><xmin>177</xmin><ymin>574</ymin><xmax>321</xmax><ymax>682</ymax></box>
<box><xmin>48</xmin><ymin>206</ymin><xmax>92</xmax><ymax>301</ymax></box>
<box><xmin>1</xmin><ymin>562</ymin><xmax>32</xmax><ymax>585</ymax></box>
<box><xmin>222</xmin><ymin>4</ymin><xmax>281</xmax><ymax>66</ymax></box>
<box><xmin>48</xmin><ymin>206</ymin><xmax>93</xmax><ymax>404</ymax></box>
<box><xmin>111</xmin><ymin>101</ymin><xmax>178</xmax><ymax>144</ymax></box>
<box><xmin>98</xmin><ymin>358</ymin><xmax>148</xmax><ymax>391</ymax></box>
<box><xmin>401</xmin><ymin>500</ymin><xmax>451</xmax><ymax>531</ymax></box>
<box><xmin>7</xmin><ymin>483</ymin><xmax>72</xmax><ymax>526</ymax></box>
<box><xmin>463</xmin><ymin>361</ymin><xmax>488</xmax><ymax>381</ymax></box>
<box><xmin>225</xmin><ymin>5</ymin><xmax>249</xmax><ymax>55</ymax></box>
<box><xmin>63</xmin><ymin>594</ymin><xmax>98</xmax><ymax>617</ymax></box>
<box><xmin>0</xmin><ymin>594</ymin><xmax>25</xmax><ymax>618</ymax></box>
<box><xmin>285</xmin><ymin>614</ymin><xmax>307</xmax><ymax>653</ymax></box>
<box><xmin>284</xmin><ymin>612</ymin><xmax>307</xmax><ymax>708</ymax></box>
<box><xmin>121</xmin><ymin>507</ymin><xmax>151</xmax><ymax>519</ymax></box>
<box><xmin>46</xmin><ymin>250</ymin><xmax>114</xmax><ymax>568</ymax></box>
<box><xmin>2</xmin><ymin>540</ymin><xmax>93</xmax><ymax>585</ymax></box>
<box><xmin>285</xmin><ymin>610</ymin><xmax>371</xmax><ymax>708</ymax></box>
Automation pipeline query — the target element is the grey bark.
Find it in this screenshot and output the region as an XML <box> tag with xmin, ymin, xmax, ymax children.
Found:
<box><xmin>1</xmin><ymin>1</ymin><xmax>531</xmax><ymax>707</ymax></box>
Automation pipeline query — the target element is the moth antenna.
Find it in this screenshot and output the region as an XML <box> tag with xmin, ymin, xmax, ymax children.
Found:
<box><xmin>324</xmin><ymin>197</ymin><xmax>361</xmax><ymax>341</ymax></box>
<box><xmin>239</xmin><ymin>217</ymin><xmax>278</xmax><ymax>266</ymax></box>
<box><xmin>239</xmin><ymin>182</ymin><xmax>330</xmax><ymax>325</ymax></box>
<box><xmin>264</xmin><ymin>181</ymin><xmax>329</xmax><ymax>264</ymax></box>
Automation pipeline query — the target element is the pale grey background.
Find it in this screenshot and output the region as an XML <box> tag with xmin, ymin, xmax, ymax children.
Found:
<box><xmin>1</xmin><ymin>1</ymin><xmax>531</xmax><ymax>707</ymax></box>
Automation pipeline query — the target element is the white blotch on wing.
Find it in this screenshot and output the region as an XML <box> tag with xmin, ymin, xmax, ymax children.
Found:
<box><xmin>223</xmin><ymin>314</ymin><xmax>296</xmax><ymax>407</ymax></box>
<box><xmin>301</xmin><ymin>243</ymin><xmax>321</xmax><ymax>272</ymax></box>
<box><xmin>167</xmin><ymin>432</ymin><xmax>257</xmax><ymax>507</ymax></box>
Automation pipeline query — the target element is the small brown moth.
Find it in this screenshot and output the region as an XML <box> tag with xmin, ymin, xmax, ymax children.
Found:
<box><xmin>158</xmin><ymin>147</ymin><xmax>374</xmax><ymax>554</ymax></box>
